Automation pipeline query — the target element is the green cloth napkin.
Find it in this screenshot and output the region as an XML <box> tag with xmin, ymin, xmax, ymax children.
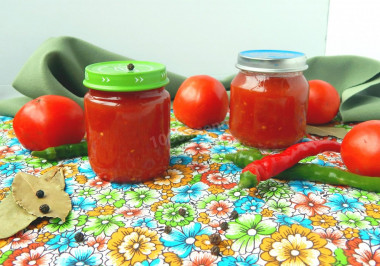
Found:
<box><xmin>0</xmin><ymin>36</ymin><xmax>187</xmax><ymax>117</ymax></box>
<box><xmin>303</xmin><ymin>55</ymin><xmax>380</xmax><ymax>122</ymax></box>
<box><xmin>1</xmin><ymin>36</ymin><xmax>380</xmax><ymax>123</ymax></box>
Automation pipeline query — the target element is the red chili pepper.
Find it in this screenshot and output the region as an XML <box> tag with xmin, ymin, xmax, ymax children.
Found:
<box><xmin>240</xmin><ymin>140</ymin><xmax>341</xmax><ymax>188</ymax></box>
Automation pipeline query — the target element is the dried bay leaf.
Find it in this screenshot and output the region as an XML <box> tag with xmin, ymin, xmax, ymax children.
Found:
<box><xmin>42</xmin><ymin>167</ymin><xmax>66</xmax><ymax>190</ymax></box>
<box><xmin>306</xmin><ymin>125</ymin><xmax>348</xmax><ymax>139</ymax></box>
<box><xmin>12</xmin><ymin>167</ymin><xmax>71</xmax><ymax>222</ymax></box>
<box><xmin>0</xmin><ymin>192</ymin><xmax>37</xmax><ymax>239</ymax></box>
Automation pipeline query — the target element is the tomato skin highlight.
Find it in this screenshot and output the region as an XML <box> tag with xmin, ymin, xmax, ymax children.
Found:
<box><xmin>173</xmin><ymin>75</ymin><xmax>229</xmax><ymax>129</ymax></box>
<box><xmin>341</xmin><ymin>120</ymin><xmax>380</xmax><ymax>177</ymax></box>
<box><xmin>306</xmin><ymin>80</ymin><xmax>340</xmax><ymax>125</ymax></box>
<box><xmin>13</xmin><ymin>95</ymin><xmax>85</xmax><ymax>151</ymax></box>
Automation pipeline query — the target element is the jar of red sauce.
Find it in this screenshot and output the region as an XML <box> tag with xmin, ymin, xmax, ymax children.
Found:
<box><xmin>83</xmin><ymin>61</ymin><xmax>170</xmax><ymax>183</ymax></box>
<box><xmin>229</xmin><ymin>50</ymin><xmax>309</xmax><ymax>149</ymax></box>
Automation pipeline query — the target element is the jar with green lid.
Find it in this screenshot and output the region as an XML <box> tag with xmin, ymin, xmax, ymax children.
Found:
<box><xmin>83</xmin><ymin>61</ymin><xmax>170</xmax><ymax>183</ymax></box>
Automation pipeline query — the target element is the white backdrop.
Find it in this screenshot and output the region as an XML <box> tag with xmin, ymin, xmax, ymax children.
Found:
<box><xmin>326</xmin><ymin>0</ymin><xmax>380</xmax><ymax>60</ymax></box>
<box><xmin>0</xmin><ymin>0</ymin><xmax>329</xmax><ymax>99</ymax></box>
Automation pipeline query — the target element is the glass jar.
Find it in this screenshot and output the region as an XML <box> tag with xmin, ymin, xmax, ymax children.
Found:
<box><xmin>229</xmin><ymin>50</ymin><xmax>309</xmax><ymax>149</ymax></box>
<box><xmin>83</xmin><ymin>61</ymin><xmax>170</xmax><ymax>183</ymax></box>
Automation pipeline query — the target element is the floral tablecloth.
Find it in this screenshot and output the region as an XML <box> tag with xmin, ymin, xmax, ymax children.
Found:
<box><xmin>0</xmin><ymin>113</ymin><xmax>379</xmax><ymax>266</ymax></box>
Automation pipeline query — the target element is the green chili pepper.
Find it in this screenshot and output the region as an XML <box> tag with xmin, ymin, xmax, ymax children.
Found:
<box><xmin>240</xmin><ymin>163</ymin><xmax>380</xmax><ymax>193</ymax></box>
<box><xmin>31</xmin><ymin>134</ymin><xmax>197</xmax><ymax>161</ymax></box>
<box><xmin>225</xmin><ymin>149</ymin><xmax>264</xmax><ymax>168</ymax></box>
<box><xmin>274</xmin><ymin>163</ymin><xmax>380</xmax><ymax>193</ymax></box>
<box><xmin>31</xmin><ymin>142</ymin><xmax>88</xmax><ymax>161</ymax></box>
<box><xmin>170</xmin><ymin>134</ymin><xmax>197</xmax><ymax>148</ymax></box>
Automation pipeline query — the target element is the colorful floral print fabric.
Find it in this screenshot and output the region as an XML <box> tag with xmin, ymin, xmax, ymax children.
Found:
<box><xmin>0</xmin><ymin>114</ymin><xmax>380</xmax><ymax>265</ymax></box>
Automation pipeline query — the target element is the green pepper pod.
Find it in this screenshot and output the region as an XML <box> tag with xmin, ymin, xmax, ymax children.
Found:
<box><xmin>239</xmin><ymin>163</ymin><xmax>380</xmax><ymax>193</ymax></box>
<box><xmin>225</xmin><ymin>149</ymin><xmax>264</xmax><ymax>168</ymax></box>
<box><xmin>31</xmin><ymin>141</ymin><xmax>88</xmax><ymax>160</ymax></box>
<box><xmin>239</xmin><ymin>171</ymin><xmax>260</xmax><ymax>188</ymax></box>
<box><xmin>170</xmin><ymin>134</ymin><xmax>197</xmax><ymax>148</ymax></box>
<box><xmin>274</xmin><ymin>163</ymin><xmax>380</xmax><ymax>193</ymax></box>
<box><xmin>31</xmin><ymin>134</ymin><xmax>197</xmax><ymax>161</ymax></box>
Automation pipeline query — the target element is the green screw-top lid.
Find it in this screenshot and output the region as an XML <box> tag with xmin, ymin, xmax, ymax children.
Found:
<box><xmin>83</xmin><ymin>61</ymin><xmax>169</xmax><ymax>92</ymax></box>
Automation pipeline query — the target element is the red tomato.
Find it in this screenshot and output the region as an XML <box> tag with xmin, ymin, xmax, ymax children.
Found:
<box><xmin>173</xmin><ymin>75</ymin><xmax>229</xmax><ymax>129</ymax></box>
<box><xmin>13</xmin><ymin>95</ymin><xmax>85</xmax><ymax>151</ymax></box>
<box><xmin>341</xmin><ymin>120</ymin><xmax>380</xmax><ymax>176</ymax></box>
<box><xmin>306</xmin><ymin>80</ymin><xmax>340</xmax><ymax>125</ymax></box>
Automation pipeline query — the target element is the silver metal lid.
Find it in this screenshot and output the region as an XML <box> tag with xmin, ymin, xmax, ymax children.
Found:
<box><xmin>236</xmin><ymin>50</ymin><xmax>308</xmax><ymax>73</ymax></box>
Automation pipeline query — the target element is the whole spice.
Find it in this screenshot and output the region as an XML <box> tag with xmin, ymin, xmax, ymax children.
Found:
<box><xmin>225</xmin><ymin>149</ymin><xmax>264</xmax><ymax>168</ymax></box>
<box><xmin>31</xmin><ymin>135</ymin><xmax>197</xmax><ymax>161</ymax></box>
<box><xmin>220</xmin><ymin>221</ymin><xmax>229</xmax><ymax>231</ymax></box>
<box><xmin>209</xmin><ymin>233</ymin><xmax>222</xmax><ymax>245</ymax></box>
<box><xmin>74</xmin><ymin>232</ymin><xmax>85</xmax><ymax>242</ymax></box>
<box><xmin>39</xmin><ymin>204</ymin><xmax>50</xmax><ymax>214</ymax></box>
<box><xmin>127</xmin><ymin>63</ymin><xmax>135</xmax><ymax>71</ymax></box>
<box><xmin>229</xmin><ymin>210</ymin><xmax>239</xmax><ymax>220</ymax></box>
<box><xmin>178</xmin><ymin>208</ymin><xmax>187</xmax><ymax>217</ymax></box>
<box><xmin>211</xmin><ymin>246</ymin><xmax>220</xmax><ymax>256</ymax></box>
<box><xmin>164</xmin><ymin>225</ymin><xmax>172</xmax><ymax>234</ymax></box>
<box><xmin>35</xmin><ymin>190</ymin><xmax>44</xmax><ymax>198</ymax></box>
<box><xmin>239</xmin><ymin>140</ymin><xmax>341</xmax><ymax>188</ymax></box>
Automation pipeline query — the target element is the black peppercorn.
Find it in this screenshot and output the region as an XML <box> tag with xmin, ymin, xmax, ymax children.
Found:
<box><xmin>36</xmin><ymin>190</ymin><xmax>44</xmax><ymax>198</ymax></box>
<box><xmin>211</xmin><ymin>245</ymin><xmax>220</xmax><ymax>256</ymax></box>
<box><xmin>127</xmin><ymin>63</ymin><xmax>135</xmax><ymax>71</ymax></box>
<box><xmin>229</xmin><ymin>210</ymin><xmax>239</xmax><ymax>220</ymax></box>
<box><xmin>75</xmin><ymin>232</ymin><xmax>85</xmax><ymax>242</ymax></box>
<box><xmin>39</xmin><ymin>204</ymin><xmax>50</xmax><ymax>214</ymax></box>
<box><xmin>220</xmin><ymin>221</ymin><xmax>229</xmax><ymax>231</ymax></box>
<box><xmin>164</xmin><ymin>225</ymin><xmax>172</xmax><ymax>234</ymax></box>
<box><xmin>178</xmin><ymin>208</ymin><xmax>187</xmax><ymax>217</ymax></box>
<box><xmin>209</xmin><ymin>233</ymin><xmax>222</xmax><ymax>245</ymax></box>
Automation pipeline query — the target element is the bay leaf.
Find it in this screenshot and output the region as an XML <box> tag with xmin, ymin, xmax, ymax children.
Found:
<box><xmin>12</xmin><ymin>167</ymin><xmax>71</xmax><ymax>222</ymax></box>
<box><xmin>306</xmin><ymin>125</ymin><xmax>348</xmax><ymax>139</ymax></box>
<box><xmin>42</xmin><ymin>167</ymin><xmax>66</xmax><ymax>190</ymax></box>
<box><xmin>0</xmin><ymin>192</ymin><xmax>37</xmax><ymax>239</ymax></box>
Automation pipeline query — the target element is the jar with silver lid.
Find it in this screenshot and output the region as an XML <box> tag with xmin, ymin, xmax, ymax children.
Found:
<box><xmin>229</xmin><ymin>50</ymin><xmax>309</xmax><ymax>149</ymax></box>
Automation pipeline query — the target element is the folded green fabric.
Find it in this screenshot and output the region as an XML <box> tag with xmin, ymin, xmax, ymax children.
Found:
<box><xmin>1</xmin><ymin>36</ymin><xmax>380</xmax><ymax>123</ymax></box>
<box><xmin>303</xmin><ymin>55</ymin><xmax>380</xmax><ymax>122</ymax></box>
<box><xmin>0</xmin><ymin>36</ymin><xmax>187</xmax><ymax>117</ymax></box>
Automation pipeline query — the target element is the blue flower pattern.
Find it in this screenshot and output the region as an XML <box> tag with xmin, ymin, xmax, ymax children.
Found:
<box><xmin>56</xmin><ymin>246</ymin><xmax>102</xmax><ymax>265</ymax></box>
<box><xmin>219</xmin><ymin>163</ymin><xmax>241</xmax><ymax>174</ymax></box>
<box><xmin>172</xmin><ymin>182</ymin><xmax>208</xmax><ymax>203</ymax></box>
<box><xmin>289</xmin><ymin>180</ymin><xmax>323</xmax><ymax>194</ymax></box>
<box><xmin>47</xmin><ymin>231</ymin><xmax>79</xmax><ymax>252</ymax></box>
<box><xmin>235</xmin><ymin>196</ymin><xmax>265</xmax><ymax>214</ymax></box>
<box><xmin>211</xmin><ymin>145</ymin><xmax>236</xmax><ymax>154</ymax></box>
<box><xmin>275</xmin><ymin>214</ymin><xmax>313</xmax><ymax>229</ymax></box>
<box><xmin>326</xmin><ymin>193</ymin><xmax>365</xmax><ymax>213</ymax></box>
<box><xmin>218</xmin><ymin>254</ymin><xmax>260</xmax><ymax>266</ymax></box>
<box><xmin>170</xmin><ymin>155</ymin><xmax>193</xmax><ymax>165</ymax></box>
<box><xmin>131</xmin><ymin>217</ymin><xmax>158</xmax><ymax>228</ymax></box>
<box><xmin>160</xmin><ymin>222</ymin><xmax>212</xmax><ymax>258</ymax></box>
